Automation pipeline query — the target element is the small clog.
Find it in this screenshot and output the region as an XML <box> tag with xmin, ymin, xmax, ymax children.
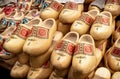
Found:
<box><xmin>27</xmin><ymin>61</ymin><xmax>53</xmax><ymax>79</ymax></box>
<box><xmin>104</xmin><ymin>36</ymin><xmax>120</xmax><ymax>72</ymax></box>
<box><xmin>10</xmin><ymin>61</ymin><xmax>30</xmax><ymax>79</ymax></box>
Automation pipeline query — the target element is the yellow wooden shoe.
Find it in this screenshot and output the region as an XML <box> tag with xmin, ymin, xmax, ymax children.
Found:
<box><xmin>104</xmin><ymin>0</ymin><xmax>120</xmax><ymax>16</ymax></box>
<box><xmin>104</xmin><ymin>37</ymin><xmax>120</xmax><ymax>72</ymax></box>
<box><xmin>59</xmin><ymin>1</ymin><xmax>84</xmax><ymax>23</ymax></box>
<box><xmin>51</xmin><ymin>31</ymin><xmax>79</xmax><ymax>70</ymax></box>
<box><xmin>3</xmin><ymin>18</ymin><xmax>42</xmax><ymax>54</ymax></box>
<box><xmin>27</xmin><ymin>61</ymin><xmax>53</xmax><ymax>79</ymax></box>
<box><xmin>10</xmin><ymin>61</ymin><xmax>30</xmax><ymax>79</ymax></box>
<box><xmin>30</xmin><ymin>31</ymin><xmax>63</xmax><ymax>68</ymax></box>
<box><xmin>40</xmin><ymin>1</ymin><xmax>63</xmax><ymax>20</ymax></box>
<box><xmin>72</xmin><ymin>34</ymin><xmax>97</xmax><ymax>78</ymax></box>
<box><xmin>92</xmin><ymin>67</ymin><xmax>111</xmax><ymax>79</ymax></box>
<box><xmin>71</xmin><ymin>9</ymin><xmax>100</xmax><ymax>35</ymax></box>
<box><xmin>111</xmin><ymin>72</ymin><xmax>120</xmax><ymax>79</ymax></box>
<box><xmin>23</xmin><ymin>18</ymin><xmax>57</xmax><ymax>56</ymax></box>
<box><xmin>90</xmin><ymin>11</ymin><xmax>115</xmax><ymax>40</ymax></box>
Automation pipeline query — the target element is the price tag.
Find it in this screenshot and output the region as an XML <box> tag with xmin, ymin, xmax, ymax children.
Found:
<box><xmin>57</xmin><ymin>0</ymin><xmax>85</xmax><ymax>3</ymax></box>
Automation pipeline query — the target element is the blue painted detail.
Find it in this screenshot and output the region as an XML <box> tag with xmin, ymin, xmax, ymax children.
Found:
<box><xmin>21</xmin><ymin>17</ymin><xmax>29</xmax><ymax>24</ymax></box>
<box><xmin>0</xmin><ymin>18</ymin><xmax>7</xmax><ymax>29</ymax></box>
<box><xmin>42</xmin><ymin>2</ymin><xmax>49</xmax><ymax>9</ymax></box>
<box><xmin>7</xmin><ymin>19</ymin><xmax>16</xmax><ymax>27</ymax></box>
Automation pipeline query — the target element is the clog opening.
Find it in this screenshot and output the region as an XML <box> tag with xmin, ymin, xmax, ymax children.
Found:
<box><xmin>80</xmin><ymin>35</ymin><xmax>93</xmax><ymax>44</ymax></box>
<box><xmin>28</xmin><ymin>19</ymin><xmax>41</xmax><ymax>26</ymax></box>
<box><xmin>101</xmin><ymin>12</ymin><xmax>111</xmax><ymax>17</ymax></box>
<box><xmin>65</xmin><ymin>32</ymin><xmax>78</xmax><ymax>43</ymax></box>
<box><xmin>89</xmin><ymin>10</ymin><xmax>99</xmax><ymax>16</ymax></box>
<box><xmin>45</xmin><ymin>20</ymin><xmax>54</xmax><ymax>28</ymax></box>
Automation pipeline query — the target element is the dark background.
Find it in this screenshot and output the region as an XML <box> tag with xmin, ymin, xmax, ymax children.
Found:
<box><xmin>0</xmin><ymin>66</ymin><xmax>13</xmax><ymax>79</ymax></box>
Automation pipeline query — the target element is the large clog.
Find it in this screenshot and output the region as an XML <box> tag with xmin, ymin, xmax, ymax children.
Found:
<box><xmin>72</xmin><ymin>34</ymin><xmax>97</xmax><ymax>78</ymax></box>
<box><xmin>30</xmin><ymin>31</ymin><xmax>63</xmax><ymax>67</ymax></box>
<box><xmin>90</xmin><ymin>11</ymin><xmax>115</xmax><ymax>40</ymax></box>
<box><xmin>51</xmin><ymin>31</ymin><xmax>79</xmax><ymax>70</ymax></box>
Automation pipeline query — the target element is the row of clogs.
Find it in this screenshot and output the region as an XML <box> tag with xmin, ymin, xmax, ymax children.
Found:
<box><xmin>0</xmin><ymin>0</ymin><xmax>120</xmax><ymax>79</ymax></box>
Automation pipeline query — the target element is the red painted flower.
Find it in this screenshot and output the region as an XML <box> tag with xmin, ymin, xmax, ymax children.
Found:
<box><xmin>67</xmin><ymin>43</ymin><xmax>74</xmax><ymax>55</ymax></box>
<box><xmin>56</xmin><ymin>41</ymin><xmax>63</xmax><ymax>50</ymax></box>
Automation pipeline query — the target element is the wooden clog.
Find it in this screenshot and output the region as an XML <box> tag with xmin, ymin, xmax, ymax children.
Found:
<box><xmin>72</xmin><ymin>34</ymin><xmax>97</xmax><ymax>78</ymax></box>
<box><xmin>90</xmin><ymin>11</ymin><xmax>115</xmax><ymax>40</ymax></box>
<box><xmin>59</xmin><ymin>1</ymin><xmax>84</xmax><ymax>23</ymax></box>
<box><xmin>10</xmin><ymin>61</ymin><xmax>30</xmax><ymax>78</ymax></box>
<box><xmin>23</xmin><ymin>18</ymin><xmax>57</xmax><ymax>56</ymax></box>
<box><xmin>27</xmin><ymin>61</ymin><xmax>53</xmax><ymax>79</ymax></box>
<box><xmin>40</xmin><ymin>1</ymin><xmax>63</xmax><ymax>20</ymax></box>
<box><xmin>104</xmin><ymin>0</ymin><xmax>120</xmax><ymax>16</ymax></box>
<box><xmin>104</xmin><ymin>37</ymin><xmax>120</xmax><ymax>72</ymax></box>
<box><xmin>111</xmin><ymin>72</ymin><xmax>120</xmax><ymax>79</ymax></box>
<box><xmin>51</xmin><ymin>31</ymin><xmax>79</xmax><ymax>70</ymax></box>
<box><xmin>30</xmin><ymin>31</ymin><xmax>63</xmax><ymax>67</ymax></box>
<box><xmin>71</xmin><ymin>9</ymin><xmax>100</xmax><ymax>35</ymax></box>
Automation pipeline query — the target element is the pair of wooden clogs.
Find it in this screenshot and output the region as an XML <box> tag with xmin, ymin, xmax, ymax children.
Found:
<box><xmin>3</xmin><ymin>17</ymin><xmax>56</xmax><ymax>56</ymax></box>
<box><xmin>10</xmin><ymin>31</ymin><xmax>63</xmax><ymax>79</ymax></box>
<box><xmin>51</xmin><ymin>31</ymin><xmax>107</xmax><ymax>78</ymax></box>
<box><xmin>71</xmin><ymin>9</ymin><xmax>115</xmax><ymax>41</ymax></box>
<box><xmin>41</xmin><ymin>1</ymin><xmax>84</xmax><ymax>24</ymax></box>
